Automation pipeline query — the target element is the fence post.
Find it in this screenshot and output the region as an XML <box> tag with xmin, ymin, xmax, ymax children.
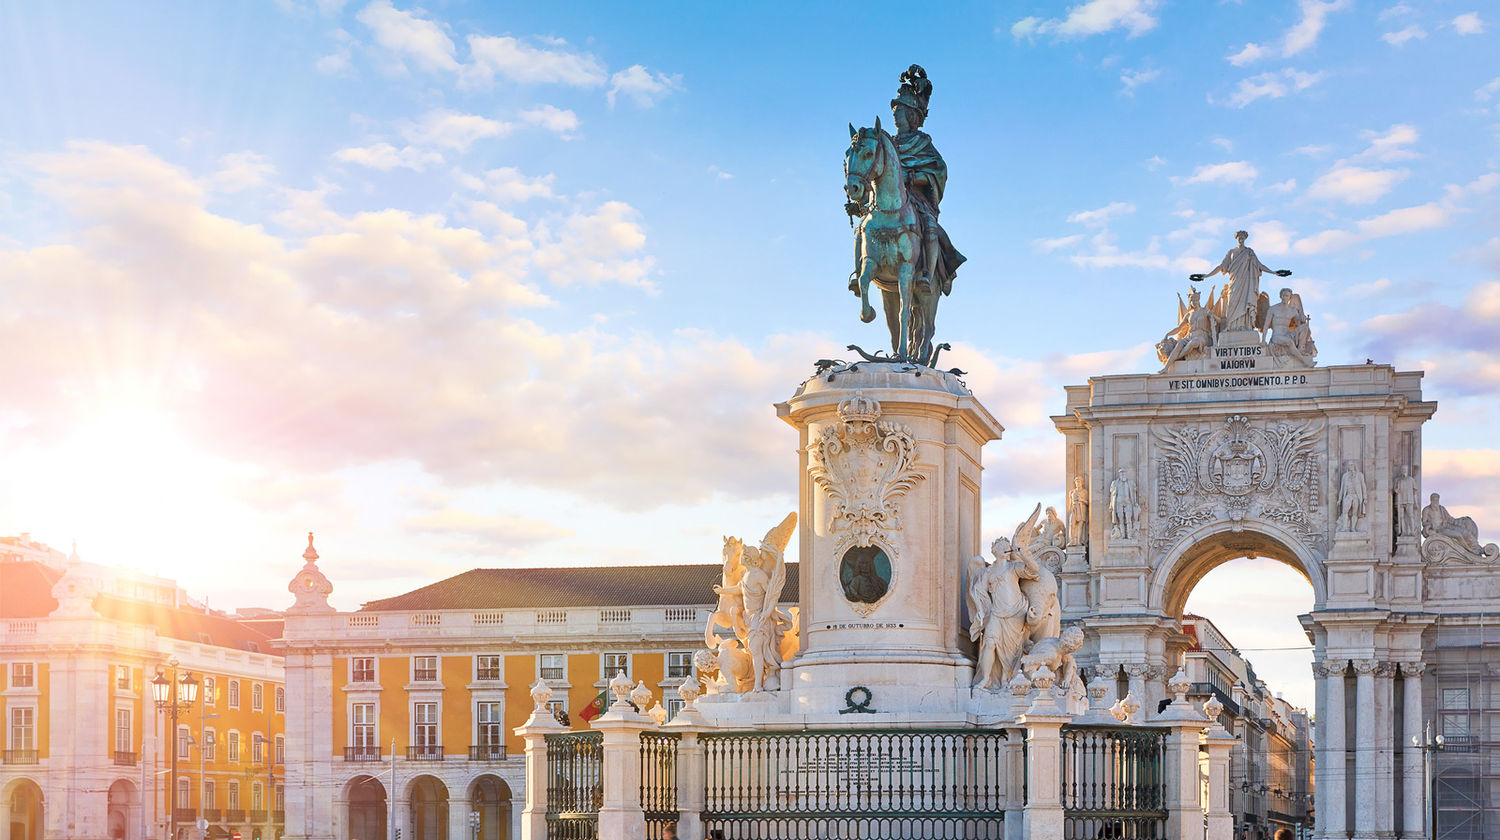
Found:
<box><xmin>1151</xmin><ymin>669</ymin><xmax>1211</xmax><ymax>840</ymax></box>
<box><xmin>592</xmin><ymin>673</ymin><xmax>650</xmax><ymax>840</ymax></box>
<box><xmin>1017</xmin><ymin>665</ymin><xmax>1072</xmax><ymax>840</ymax></box>
<box><xmin>1199</xmin><ymin>696</ymin><xmax>1235</xmax><ymax>840</ymax></box>
<box><xmin>664</xmin><ymin>677</ymin><xmax>707</xmax><ymax>840</ymax></box>
<box><xmin>514</xmin><ymin>680</ymin><xmax>565</xmax><ymax>840</ymax></box>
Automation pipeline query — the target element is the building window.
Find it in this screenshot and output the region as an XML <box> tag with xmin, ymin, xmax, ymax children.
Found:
<box><xmin>666</xmin><ymin>652</ymin><xmax>693</xmax><ymax>679</ymax></box>
<box><xmin>177</xmin><ymin>725</ymin><xmax>191</xmax><ymax>759</ymax></box>
<box><xmin>538</xmin><ymin>654</ymin><xmax>565</xmax><ymax>682</ymax></box>
<box><xmin>275</xmin><ymin>784</ymin><xmax>285</xmax><ymax>811</ymax></box>
<box><xmin>546</xmin><ymin>699</ymin><xmax>567</xmax><ymax>718</ymax></box>
<box><xmin>1441</xmin><ymin>687</ymin><xmax>1471</xmax><ymax>736</ymax></box>
<box><xmin>227</xmin><ymin>730</ymin><xmax>241</xmax><ymax>763</ymax></box>
<box><xmin>274</xmin><ymin>686</ymin><xmax>285</xmax><ymax>713</ymax></box>
<box><xmin>115</xmin><ymin>708</ymin><xmax>132</xmax><ymax>754</ymax></box>
<box><xmin>274</xmin><ymin>734</ymin><xmax>285</xmax><ymax>765</ymax></box>
<box><xmin>203</xmin><ymin>676</ymin><xmax>216</xmax><ymax>705</ymax></box>
<box><xmin>351</xmin><ymin>657</ymin><xmax>375</xmax><ymax>683</ymax></box>
<box><xmin>476</xmin><ymin>655</ymin><xmax>502</xmax><ymax>681</ymax></box>
<box><xmin>251</xmin><ymin>781</ymin><xmax>264</xmax><ymax>811</ymax></box>
<box><xmin>177</xmin><ymin>778</ymin><xmax>191</xmax><ymax>809</ymax></box>
<box><xmin>413</xmin><ymin>702</ymin><xmax>439</xmax><ymax>747</ymax></box>
<box><xmin>228</xmin><ymin>680</ymin><xmax>241</xmax><ymax>709</ymax></box>
<box><xmin>603</xmin><ymin>652</ymin><xmax>629</xmax><ymax>679</ymax></box>
<box><xmin>204</xmin><ymin>780</ymin><xmax>216</xmax><ymax>810</ymax></box>
<box><xmin>413</xmin><ymin>656</ymin><xmax>438</xmax><ymax>682</ymax></box>
<box><xmin>667</xmin><ymin>698</ymin><xmax>685</xmax><ymax>719</ymax></box>
<box><xmin>116</xmin><ymin>664</ymin><xmax>132</xmax><ymax>691</ymax></box>
<box><xmin>10</xmin><ymin>707</ymin><xmax>34</xmax><ymax>750</ymax></box>
<box><xmin>227</xmin><ymin>780</ymin><xmax>240</xmax><ymax>811</ymax></box>
<box><xmin>353</xmin><ymin>703</ymin><xmax>377</xmax><ymax>749</ymax></box>
<box><xmin>203</xmin><ymin>728</ymin><xmax>216</xmax><ymax>761</ymax></box>
<box><xmin>252</xmin><ymin>733</ymin><xmax>265</xmax><ymax>765</ymax></box>
<box><xmin>10</xmin><ymin>662</ymin><xmax>34</xmax><ymax>688</ymax></box>
<box><xmin>477</xmin><ymin>701</ymin><xmax>503</xmax><ymax>747</ymax></box>
<box><xmin>251</xmin><ymin>683</ymin><xmax>264</xmax><ymax>712</ymax></box>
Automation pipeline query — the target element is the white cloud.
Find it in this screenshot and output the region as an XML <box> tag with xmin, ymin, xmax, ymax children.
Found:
<box><xmin>1357</xmin><ymin>123</ymin><xmax>1420</xmax><ymax>162</ymax></box>
<box><xmin>519</xmin><ymin>105</ymin><xmax>580</xmax><ymax>137</ymax></box>
<box><xmin>401</xmin><ymin>109</ymin><xmax>511</xmax><ymax>151</ymax></box>
<box><xmin>1476</xmin><ymin>78</ymin><xmax>1500</xmax><ymax>101</ymax></box>
<box><xmin>355</xmin><ymin>0</ymin><xmax>458</xmax><ymax>73</ymax></box>
<box><xmin>607</xmin><ymin>65</ymin><xmax>684</xmax><ymax>108</ymax></box>
<box><xmin>1227</xmin><ymin>42</ymin><xmax>1266</xmax><ymax>66</ymax></box>
<box><xmin>403</xmin><ymin>508</ymin><xmax>574</xmax><ymax>553</ymax></box>
<box><xmin>1067</xmin><ymin>201</ymin><xmax>1136</xmax><ymax>225</ymax></box>
<box><xmin>1293</xmin><ymin>143</ymin><xmax>1333</xmax><ymax>157</ymax></box>
<box><xmin>1295</xmin><ymin>202</ymin><xmax>1448</xmax><ymax>254</ymax></box>
<box><xmin>1009</xmin><ymin>0</ymin><xmax>1160</xmax><ymax>40</ymax></box>
<box><xmin>708</xmin><ymin>165</ymin><xmax>734</xmax><ymax>180</ymax></box>
<box><xmin>210</xmin><ymin>152</ymin><xmax>276</xmax><ymax>193</ymax></box>
<box><xmin>533</xmin><ymin>201</ymin><xmax>655</xmax><ymax>289</ymax></box>
<box><xmin>1120</xmin><ymin>67</ymin><xmax>1160</xmax><ymax>94</ymax></box>
<box><xmin>1452</xmin><ymin>13</ymin><xmax>1484</xmax><ymax>35</ymax></box>
<box><xmin>1211</xmin><ymin>137</ymin><xmax>1234</xmax><ymax>152</ymax></box>
<box><xmin>1284</xmin><ymin>0</ymin><xmax>1349</xmax><ymax>56</ymax></box>
<box><xmin>1306</xmin><ymin>165</ymin><xmax>1409</xmax><ymax>204</ymax></box>
<box><xmin>1266</xmin><ymin>178</ymin><xmax>1298</xmax><ymax>194</ymax></box>
<box><xmin>458</xmin><ymin>167</ymin><xmax>556</xmax><ymax>203</ymax></box>
<box><xmin>1034</xmin><ymin>234</ymin><xmax>1084</xmax><ymax>252</ymax></box>
<box><xmin>1221</xmin><ymin>68</ymin><xmax>1324</xmax><ymax>108</ymax></box>
<box><xmin>1381</xmin><ymin>25</ymin><xmax>1427</xmax><ymax>46</ymax></box>
<box><xmin>1146</xmin><ymin>154</ymin><xmax>1167</xmax><ymax>170</ymax></box>
<box><xmin>1175</xmin><ymin>161</ymin><xmax>1259</xmax><ymax>186</ymax></box>
<box><xmin>334</xmin><ymin>142</ymin><xmax>442</xmax><ymax>171</ymax></box>
<box><xmin>463</xmin><ymin>35</ymin><xmax>607</xmax><ymax>87</ymax></box>
<box><xmin>315</xmin><ymin>44</ymin><xmax>353</xmax><ymax>76</ymax></box>
<box><xmin>1377</xmin><ymin>4</ymin><xmax>1414</xmax><ymax>22</ymax></box>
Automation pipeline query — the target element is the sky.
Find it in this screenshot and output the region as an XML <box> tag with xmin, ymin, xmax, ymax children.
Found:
<box><xmin>2</xmin><ymin>0</ymin><xmax>1497</xmax><ymax>711</ymax></box>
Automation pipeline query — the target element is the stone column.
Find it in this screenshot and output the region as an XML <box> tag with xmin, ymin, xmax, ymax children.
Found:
<box><xmin>1353</xmin><ymin>660</ymin><xmax>1378</xmax><ymax>839</ymax></box>
<box><xmin>1018</xmin><ymin>666</ymin><xmax>1072</xmax><ymax>840</ymax></box>
<box><xmin>512</xmin><ymin>688</ymin><xmax>565</xmax><ymax>840</ymax></box>
<box><xmin>1316</xmin><ymin>659</ymin><xmax>1348</xmax><ymax>840</ymax></box>
<box><xmin>663</xmin><ymin>691</ymin><xmax>708</xmax><ymax>840</ymax></box>
<box><xmin>1400</xmin><ymin>662</ymin><xmax>1425</xmax><ymax>840</ymax></box>
<box><xmin>448</xmin><ymin>796</ymin><xmax>472</xmax><ymax>840</ymax></box>
<box><xmin>1151</xmin><ymin>670</ymin><xmax>1211</xmax><ymax>840</ymax></box>
<box><xmin>1124</xmin><ymin>663</ymin><xmax>1149</xmax><ymax>713</ymax></box>
<box><xmin>592</xmin><ymin>701</ymin><xmax>649</xmax><ymax>839</ymax></box>
<box><xmin>1003</xmin><ymin>725</ymin><xmax>1027</xmax><ymax>840</ymax></box>
<box><xmin>1202</xmin><ymin>698</ymin><xmax>1236</xmax><ymax>840</ymax></box>
<box><xmin>1374</xmin><ymin>662</ymin><xmax>1397</xmax><ymax>838</ymax></box>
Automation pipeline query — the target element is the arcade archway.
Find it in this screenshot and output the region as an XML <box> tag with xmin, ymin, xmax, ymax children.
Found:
<box><xmin>468</xmin><ymin>776</ymin><xmax>512</xmax><ymax>840</ymax></box>
<box><xmin>407</xmin><ymin>776</ymin><xmax>447</xmax><ymax>840</ymax></box>
<box><xmin>343</xmin><ymin>775</ymin><xmax>386</xmax><ymax>840</ymax></box>
<box><xmin>107</xmin><ymin>779</ymin><xmax>137</xmax><ymax>840</ymax></box>
<box><xmin>5</xmin><ymin>778</ymin><xmax>44</xmax><ymax>840</ymax></box>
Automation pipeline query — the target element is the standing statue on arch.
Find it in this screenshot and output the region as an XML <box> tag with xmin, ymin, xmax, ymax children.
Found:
<box><xmin>1190</xmin><ymin>230</ymin><xmax>1292</xmax><ymax>334</ymax></box>
<box><xmin>845</xmin><ymin>64</ymin><xmax>966</xmax><ymax>367</ymax></box>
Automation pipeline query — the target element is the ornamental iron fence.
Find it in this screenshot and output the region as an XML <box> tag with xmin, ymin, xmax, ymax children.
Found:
<box><xmin>700</xmin><ymin>728</ymin><xmax>1009</xmax><ymax>839</ymax></box>
<box><xmin>546</xmin><ymin>730</ymin><xmax>603</xmax><ymax>840</ymax></box>
<box><xmin>641</xmin><ymin>731</ymin><xmax>680</xmax><ymax>840</ymax></box>
<box><xmin>1059</xmin><ymin>724</ymin><xmax>1168</xmax><ymax>840</ymax></box>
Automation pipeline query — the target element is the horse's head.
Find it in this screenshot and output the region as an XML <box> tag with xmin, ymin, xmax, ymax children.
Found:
<box><xmin>845</xmin><ymin>116</ymin><xmax>892</xmax><ymax>208</ymax></box>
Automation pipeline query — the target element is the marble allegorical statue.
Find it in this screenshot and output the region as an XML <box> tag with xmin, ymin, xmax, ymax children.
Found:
<box><xmin>1109</xmin><ymin>468</ymin><xmax>1141</xmax><ymax>540</ymax></box>
<box><xmin>1421</xmin><ymin>492</ymin><xmax>1500</xmax><ymax>562</ymax></box>
<box><xmin>1394</xmin><ymin>465</ymin><xmax>1420</xmax><ymax>538</ymax></box>
<box><xmin>708</xmin><ymin>512</ymin><xmax>798</xmax><ymax>693</ymax></box>
<box><xmin>1032</xmin><ymin>506</ymin><xmax>1066</xmax><ymax>551</ymax></box>
<box><xmin>1263</xmin><ymin>287</ymin><xmax>1317</xmax><ymax>366</ymax></box>
<box><xmin>1067</xmin><ymin>475</ymin><xmax>1089</xmax><ymax>547</ymax></box>
<box><xmin>1158</xmin><ymin>285</ymin><xmax>1219</xmax><ymax>369</ymax></box>
<box><xmin>1019</xmin><ymin>625</ymin><xmax>1086</xmax><ymax>702</ymax></box>
<box><xmin>1337</xmin><ymin>461</ymin><xmax>1366</xmax><ymax>533</ymax></box>
<box><xmin>1190</xmin><ymin>230</ymin><xmax>1292</xmax><ymax>334</ymax></box>
<box><xmin>967</xmin><ymin>507</ymin><xmax>1044</xmax><ymax>692</ymax></box>
<box><xmin>844</xmin><ymin>64</ymin><xmax>965</xmax><ymax>367</ymax></box>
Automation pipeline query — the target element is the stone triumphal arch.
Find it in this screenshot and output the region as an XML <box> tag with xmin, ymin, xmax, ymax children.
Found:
<box><xmin>1050</xmin><ymin>334</ymin><xmax>1498</xmax><ymax>839</ymax></box>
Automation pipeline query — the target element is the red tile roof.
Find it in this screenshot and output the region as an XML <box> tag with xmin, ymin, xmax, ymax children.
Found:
<box><xmin>360</xmin><ymin>563</ymin><xmax>801</xmax><ymax>612</ymax></box>
<box><xmin>0</xmin><ymin>560</ymin><xmax>61</xmax><ymax>618</ymax></box>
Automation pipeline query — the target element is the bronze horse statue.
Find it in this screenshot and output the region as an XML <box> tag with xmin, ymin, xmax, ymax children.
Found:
<box><xmin>845</xmin><ymin>117</ymin><xmax>941</xmax><ymax>366</ymax></box>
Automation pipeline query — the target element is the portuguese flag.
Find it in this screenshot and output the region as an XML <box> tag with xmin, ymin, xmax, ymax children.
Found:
<box><xmin>578</xmin><ymin>690</ymin><xmax>609</xmax><ymax>722</ymax></box>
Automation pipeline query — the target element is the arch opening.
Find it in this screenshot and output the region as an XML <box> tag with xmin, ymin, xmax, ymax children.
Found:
<box><xmin>408</xmin><ymin>776</ymin><xmax>448</xmax><ymax>840</ymax></box>
<box><xmin>345</xmin><ymin>775</ymin><xmax>387</xmax><ymax>840</ymax></box>
<box><xmin>6</xmin><ymin>778</ymin><xmax>44</xmax><ymax>840</ymax></box>
<box><xmin>468</xmin><ymin>775</ymin><xmax>512</xmax><ymax>840</ymax></box>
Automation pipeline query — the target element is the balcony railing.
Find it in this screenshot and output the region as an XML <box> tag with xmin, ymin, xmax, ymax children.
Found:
<box><xmin>249</xmin><ymin>810</ymin><xmax>268</xmax><ymax>823</ymax></box>
<box><xmin>225</xmin><ymin>809</ymin><xmax>246</xmax><ymax>822</ymax></box>
<box><xmin>343</xmin><ymin>746</ymin><xmax>382</xmax><ymax>761</ymax></box>
<box><xmin>406</xmin><ymin>745</ymin><xmax>444</xmax><ymax>761</ymax></box>
<box><xmin>272</xmin><ymin>810</ymin><xmax>285</xmax><ymax>824</ymax></box>
<box><xmin>469</xmin><ymin>744</ymin><xmax>507</xmax><ymax>761</ymax></box>
<box><xmin>112</xmin><ymin>750</ymin><xmax>138</xmax><ymax>766</ymax></box>
<box><xmin>1443</xmin><ymin>733</ymin><xmax>1480</xmax><ymax>753</ymax></box>
<box><xmin>173</xmin><ymin>808</ymin><xmax>197</xmax><ymax>822</ymax></box>
<box><xmin>202</xmin><ymin>809</ymin><xmax>222</xmax><ymax>821</ymax></box>
<box><xmin>2</xmin><ymin>750</ymin><xmax>39</xmax><ymax>765</ymax></box>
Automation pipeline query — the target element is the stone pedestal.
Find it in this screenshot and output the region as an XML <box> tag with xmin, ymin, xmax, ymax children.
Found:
<box><xmin>1152</xmin><ymin>693</ymin><xmax>1211</xmax><ymax>840</ymax></box>
<box><xmin>1017</xmin><ymin>691</ymin><xmax>1071</xmax><ymax>840</ymax></box>
<box><xmin>592</xmin><ymin>706</ymin><xmax>650</xmax><ymax>840</ymax></box>
<box><xmin>514</xmin><ymin>709</ymin><xmax>565</xmax><ymax>840</ymax></box>
<box><xmin>1203</xmin><ymin>726</ymin><xmax>1236</xmax><ymax>840</ymax></box>
<box><xmin>776</xmin><ymin>363</ymin><xmax>1003</xmax><ymax>718</ymax></box>
<box><xmin>664</xmin><ymin>706</ymin><xmax>708</xmax><ymax>840</ymax></box>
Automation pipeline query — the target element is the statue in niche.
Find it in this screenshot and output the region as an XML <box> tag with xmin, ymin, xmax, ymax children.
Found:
<box><xmin>1337</xmin><ymin>461</ymin><xmax>1366</xmax><ymax>533</ymax></box>
<box><xmin>1422</xmin><ymin>493</ymin><xmax>1497</xmax><ymax>558</ymax></box>
<box><xmin>1109</xmin><ymin>468</ymin><xmax>1140</xmax><ymax>540</ymax></box>
<box><xmin>1394</xmin><ymin>465</ymin><xmax>1420</xmax><ymax>538</ymax></box>
<box><xmin>1157</xmin><ymin>285</ymin><xmax>1219</xmax><ymax>369</ymax></box>
<box><xmin>1067</xmin><ymin>475</ymin><xmax>1089</xmax><ymax>547</ymax></box>
<box><xmin>1263</xmin><ymin>288</ymin><xmax>1317</xmax><ymax>366</ymax></box>
<box><xmin>1189</xmin><ymin>230</ymin><xmax>1292</xmax><ymax>333</ymax></box>
<box><xmin>1032</xmin><ymin>506</ymin><xmax>1066</xmax><ymax>550</ymax></box>
<box><xmin>708</xmin><ymin>512</ymin><xmax>798</xmax><ymax>692</ymax></box>
<box><xmin>966</xmin><ymin>506</ymin><xmax>1047</xmax><ymax>691</ymax></box>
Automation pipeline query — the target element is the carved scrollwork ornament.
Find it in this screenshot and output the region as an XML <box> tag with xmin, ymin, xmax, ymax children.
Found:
<box><xmin>1123</xmin><ymin>663</ymin><xmax>1152</xmax><ymax>679</ymax></box>
<box><xmin>1374</xmin><ymin>662</ymin><xmax>1397</xmax><ymax>678</ymax></box>
<box><xmin>809</xmin><ymin>391</ymin><xmax>925</xmax><ymax>549</ymax></box>
<box><xmin>1313</xmin><ymin>659</ymin><xmax>1347</xmax><ymax>678</ymax></box>
<box><xmin>1400</xmin><ymin>661</ymin><xmax>1426</xmax><ymax>677</ymax></box>
<box><xmin>1352</xmin><ymin>659</ymin><xmax>1379</xmax><ymax>675</ymax></box>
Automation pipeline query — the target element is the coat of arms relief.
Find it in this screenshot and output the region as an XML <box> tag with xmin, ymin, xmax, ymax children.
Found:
<box><xmin>1150</xmin><ymin>415</ymin><xmax>1326</xmax><ymax>553</ymax></box>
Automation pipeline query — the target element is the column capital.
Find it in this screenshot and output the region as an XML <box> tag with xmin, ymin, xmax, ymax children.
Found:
<box><xmin>1352</xmin><ymin>659</ymin><xmax>1380</xmax><ymax>675</ymax></box>
<box><xmin>1122</xmin><ymin>663</ymin><xmax>1152</xmax><ymax>678</ymax></box>
<box><xmin>1400</xmin><ymin>661</ymin><xmax>1426</xmax><ymax>676</ymax></box>
<box><xmin>1374</xmin><ymin>661</ymin><xmax>1398</xmax><ymax>677</ymax></box>
<box><xmin>1312</xmin><ymin>659</ymin><xmax>1347</xmax><ymax>678</ymax></box>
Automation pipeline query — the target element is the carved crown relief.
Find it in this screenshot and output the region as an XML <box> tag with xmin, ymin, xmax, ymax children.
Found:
<box><xmin>1150</xmin><ymin>415</ymin><xmax>1325</xmax><ymax>553</ymax></box>
<box><xmin>809</xmin><ymin>391</ymin><xmax>925</xmax><ymax>596</ymax></box>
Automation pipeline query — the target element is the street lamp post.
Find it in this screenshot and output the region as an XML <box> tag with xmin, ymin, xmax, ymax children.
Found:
<box><xmin>153</xmin><ymin>658</ymin><xmax>200</xmax><ymax>840</ymax></box>
<box><xmin>469</xmin><ymin>810</ymin><xmax>480</xmax><ymax>840</ymax></box>
<box><xmin>1412</xmin><ymin>721</ymin><xmax>1446</xmax><ymax>840</ymax></box>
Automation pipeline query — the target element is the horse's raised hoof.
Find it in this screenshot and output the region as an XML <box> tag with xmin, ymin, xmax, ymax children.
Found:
<box><xmin>860</xmin><ymin>304</ymin><xmax>876</xmax><ymax>323</ymax></box>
